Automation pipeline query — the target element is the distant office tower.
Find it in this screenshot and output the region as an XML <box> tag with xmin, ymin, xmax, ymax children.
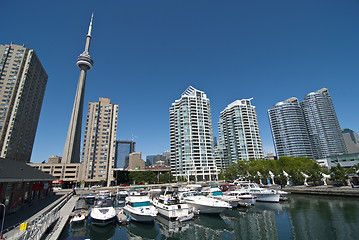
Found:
<box><xmin>301</xmin><ymin>88</ymin><xmax>347</xmax><ymax>159</ymax></box>
<box><xmin>170</xmin><ymin>86</ymin><xmax>218</xmax><ymax>181</ymax></box>
<box><xmin>342</xmin><ymin>128</ymin><xmax>359</xmax><ymax>154</ymax></box>
<box><xmin>81</xmin><ymin>98</ymin><xmax>118</xmax><ymax>186</ymax></box>
<box><xmin>163</xmin><ymin>150</ymin><xmax>170</xmax><ymax>166</ymax></box>
<box><xmin>268</xmin><ymin>97</ymin><xmax>313</xmax><ymax>159</ymax></box>
<box><xmin>62</xmin><ymin>14</ymin><xmax>94</xmax><ymax>164</ymax></box>
<box><xmin>0</xmin><ymin>43</ymin><xmax>47</xmax><ymax>162</ymax></box>
<box><xmin>153</xmin><ymin>154</ymin><xmax>167</xmax><ymax>167</ymax></box>
<box><xmin>146</xmin><ymin>155</ymin><xmax>156</xmax><ymax>167</ymax></box>
<box><xmin>115</xmin><ymin>140</ymin><xmax>135</xmax><ymax>169</ymax></box>
<box><xmin>218</xmin><ymin>99</ymin><xmax>264</xmax><ymax>165</ymax></box>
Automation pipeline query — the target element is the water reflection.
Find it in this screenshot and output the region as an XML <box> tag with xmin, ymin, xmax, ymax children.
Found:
<box><xmin>126</xmin><ymin>221</ymin><xmax>159</xmax><ymax>239</ymax></box>
<box><xmin>286</xmin><ymin>195</ymin><xmax>359</xmax><ymax>240</ymax></box>
<box><xmin>59</xmin><ymin>194</ymin><xmax>359</xmax><ymax>240</ymax></box>
<box><xmin>156</xmin><ymin>214</ymin><xmax>191</xmax><ymax>238</ymax></box>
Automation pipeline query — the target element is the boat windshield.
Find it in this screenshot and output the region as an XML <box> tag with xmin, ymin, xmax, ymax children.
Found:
<box><xmin>212</xmin><ymin>191</ymin><xmax>223</xmax><ymax>196</ymax></box>
<box><xmin>95</xmin><ymin>199</ymin><xmax>113</xmax><ymax>207</ymax></box>
<box><xmin>133</xmin><ymin>201</ymin><xmax>152</xmax><ymax>207</ymax></box>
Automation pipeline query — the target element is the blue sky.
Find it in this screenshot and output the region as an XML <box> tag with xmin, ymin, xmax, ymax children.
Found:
<box><xmin>1</xmin><ymin>1</ymin><xmax>359</xmax><ymax>163</ymax></box>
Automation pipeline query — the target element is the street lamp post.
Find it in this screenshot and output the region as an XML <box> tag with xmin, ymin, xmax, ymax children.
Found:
<box><xmin>0</xmin><ymin>203</ymin><xmax>5</xmax><ymax>239</ymax></box>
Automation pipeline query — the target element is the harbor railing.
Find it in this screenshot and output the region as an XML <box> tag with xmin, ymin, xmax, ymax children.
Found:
<box><xmin>3</xmin><ymin>191</ymin><xmax>73</xmax><ymax>240</ymax></box>
<box><xmin>20</xmin><ymin>191</ymin><xmax>73</xmax><ymax>240</ymax></box>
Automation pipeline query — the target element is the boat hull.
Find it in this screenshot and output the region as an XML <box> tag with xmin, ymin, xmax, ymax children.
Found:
<box><xmin>123</xmin><ymin>208</ymin><xmax>156</xmax><ymax>222</ymax></box>
<box><xmin>156</xmin><ymin>205</ymin><xmax>191</xmax><ymax>219</ymax></box>
<box><xmin>91</xmin><ymin>216</ymin><xmax>116</xmax><ymax>226</ymax></box>
<box><xmin>253</xmin><ymin>193</ymin><xmax>280</xmax><ymax>203</ymax></box>
<box><xmin>186</xmin><ymin>202</ymin><xmax>227</xmax><ymax>214</ymax></box>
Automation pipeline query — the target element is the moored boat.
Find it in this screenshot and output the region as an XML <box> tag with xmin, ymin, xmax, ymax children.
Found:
<box><xmin>237</xmin><ymin>183</ymin><xmax>280</xmax><ymax>203</ymax></box>
<box><xmin>90</xmin><ymin>198</ymin><xmax>116</xmax><ymax>226</ymax></box>
<box><xmin>123</xmin><ymin>195</ymin><xmax>158</xmax><ymax>222</ymax></box>
<box><xmin>178</xmin><ymin>191</ymin><xmax>231</xmax><ymax>214</ymax></box>
<box><xmin>202</xmin><ymin>186</ymin><xmax>241</xmax><ymax>208</ymax></box>
<box><xmin>152</xmin><ymin>188</ymin><xmax>194</xmax><ymax>221</ymax></box>
<box><xmin>224</xmin><ymin>189</ymin><xmax>257</xmax><ymax>205</ymax></box>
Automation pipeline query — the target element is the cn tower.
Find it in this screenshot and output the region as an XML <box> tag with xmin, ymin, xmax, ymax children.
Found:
<box><xmin>62</xmin><ymin>14</ymin><xmax>94</xmax><ymax>163</ymax></box>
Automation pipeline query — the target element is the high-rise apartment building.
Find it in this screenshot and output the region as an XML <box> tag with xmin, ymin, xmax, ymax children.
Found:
<box><xmin>115</xmin><ymin>140</ymin><xmax>135</xmax><ymax>169</ymax></box>
<box><xmin>218</xmin><ymin>99</ymin><xmax>264</xmax><ymax>165</ymax></box>
<box><xmin>301</xmin><ymin>88</ymin><xmax>347</xmax><ymax>159</ymax></box>
<box><xmin>342</xmin><ymin>128</ymin><xmax>359</xmax><ymax>154</ymax></box>
<box><xmin>81</xmin><ymin>98</ymin><xmax>118</xmax><ymax>186</ymax></box>
<box><xmin>0</xmin><ymin>43</ymin><xmax>47</xmax><ymax>162</ymax></box>
<box><xmin>268</xmin><ymin>97</ymin><xmax>313</xmax><ymax>159</ymax></box>
<box><xmin>169</xmin><ymin>86</ymin><xmax>218</xmax><ymax>181</ymax></box>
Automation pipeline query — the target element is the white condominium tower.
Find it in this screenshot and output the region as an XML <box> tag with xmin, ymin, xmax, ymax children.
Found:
<box><xmin>218</xmin><ymin>99</ymin><xmax>264</xmax><ymax>166</ymax></box>
<box><xmin>170</xmin><ymin>86</ymin><xmax>218</xmax><ymax>181</ymax></box>
<box><xmin>301</xmin><ymin>88</ymin><xmax>347</xmax><ymax>159</ymax></box>
<box><xmin>268</xmin><ymin>97</ymin><xmax>313</xmax><ymax>159</ymax></box>
<box><xmin>81</xmin><ymin>97</ymin><xmax>118</xmax><ymax>187</ymax></box>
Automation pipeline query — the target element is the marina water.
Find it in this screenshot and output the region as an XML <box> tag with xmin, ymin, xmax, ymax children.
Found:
<box><xmin>59</xmin><ymin>194</ymin><xmax>359</xmax><ymax>240</ymax></box>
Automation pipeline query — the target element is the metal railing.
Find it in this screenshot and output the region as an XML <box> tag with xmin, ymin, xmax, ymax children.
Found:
<box><xmin>21</xmin><ymin>192</ymin><xmax>73</xmax><ymax>240</ymax></box>
<box><xmin>4</xmin><ymin>192</ymin><xmax>73</xmax><ymax>240</ymax></box>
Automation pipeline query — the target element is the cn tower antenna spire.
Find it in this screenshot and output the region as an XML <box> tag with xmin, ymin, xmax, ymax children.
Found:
<box><xmin>62</xmin><ymin>13</ymin><xmax>94</xmax><ymax>164</ymax></box>
<box><xmin>87</xmin><ymin>12</ymin><xmax>94</xmax><ymax>37</ymax></box>
<box><xmin>84</xmin><ymin>12</ymin><xmax>94</xmax><ymax>53</ymax></box>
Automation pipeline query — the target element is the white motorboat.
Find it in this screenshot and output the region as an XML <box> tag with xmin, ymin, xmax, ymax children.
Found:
<box><xmin>123</xmin><ymin>195</ymin><xmax>158</xmax><ymax>222</ymax></box>
<box><xmin>224</xmin><ymin>190</ymin><xmax>257</xmax><ymax>205</ymax></box>
<box><xmin>90</xmin><ymin>198</ymin><xmax>116</xmax><ymax>226</ymax></box>
<box><xmin>152</xmin><ymin>189</ymin><xmax>194</xmax><ymax>221</ymax></box>
<box><xmin>178</xmin><ymin>191</ymin><xmax>231</xmax><ymax>214</ymax></box>
<box><xmin>237</xmin><ymin>183</ymin><xmax>280</xmax><ymax>203</ymax></box>
<box><xmin>117</xmin><ymin>190</ymin><xmax>129</xmax><ymax>198</ymax></box>
<box><xmin>96</xmin><ymin>190</ymin><xmax>111</xmax><ymax>199</ymax></box>
<box><xmin>201</xmin><ymin>187</ymin><xmax>241</xmax><ymax>208</ymax></box>
<box><xmin>70</xmin><ymin>213</ymin><xmax>86</xmax><ymax>224</ymax></box>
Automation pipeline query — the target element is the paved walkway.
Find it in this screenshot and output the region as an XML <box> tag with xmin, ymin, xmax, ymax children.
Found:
<box><xmin>282</xmin><ymin>185</ymin><xmax>359</xmax><ymax>196</ymax></box>
<box><xmin>2</xmin><ymin>192</ymin><xmax>66</xmax><ymax>231</ymax></box>
<box><xmin>2</xmin><ymin>191</ymin><xmax>72</xmax><ymax>239</ymax></box>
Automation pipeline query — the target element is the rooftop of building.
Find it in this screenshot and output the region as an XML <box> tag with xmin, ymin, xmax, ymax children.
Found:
<box><xmin>0</xmin><ymin>158</ymin><xmax>56</xmax><ymax>182</ymax></box>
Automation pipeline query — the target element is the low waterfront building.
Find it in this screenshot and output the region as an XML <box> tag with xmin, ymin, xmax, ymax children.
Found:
<box><xmin>316</xmin><ymin>153</ymin><xmax>359</xmax><ymax>168</ymax></box>
<box><xmin>28</xmin><ymin>162</ymin><xmax>81</xmax><ymax>188</ymax></box>
<box><xmin>0</xmin><ymin>158</ymin><xmax>55</xmax><ymax>214</ymax></box>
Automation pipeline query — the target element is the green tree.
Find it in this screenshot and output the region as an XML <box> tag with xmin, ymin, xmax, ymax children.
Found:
<box><xmin>330</xmin><ymin>163</ymin><xmax>349</xmax><ymax>185</ymax></box>
<box><xmin>158</xmin><ymin>172</ymin><xmax>174</xmax><ymax>183</ymax></box>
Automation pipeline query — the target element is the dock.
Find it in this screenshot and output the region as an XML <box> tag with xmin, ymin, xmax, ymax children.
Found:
<box><xmin>45</xmin><ymin>196</ymin><xmax>79</xmax><ymax>240</ymax></box>
<box><xmin>282</xmin><ymin>185</ymin><xmax>359</xmax><ymax>197</ymax></box>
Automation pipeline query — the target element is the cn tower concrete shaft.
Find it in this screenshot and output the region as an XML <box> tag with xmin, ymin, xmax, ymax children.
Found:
<box><xmin>62</xmin><ymin>14</ymin><xmax>94</xmax><ymax>164</ymax></box>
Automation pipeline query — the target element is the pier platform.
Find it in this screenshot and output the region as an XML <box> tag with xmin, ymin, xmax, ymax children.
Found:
<box><xmin>282</xmin><ymin>185</ymin><xmax>359</xmax><ymax>197</ymax></box>
<box><xmin>45</xmin><ymin>196</ymin><xmax>79</xmax><ymax>240</ymax></box>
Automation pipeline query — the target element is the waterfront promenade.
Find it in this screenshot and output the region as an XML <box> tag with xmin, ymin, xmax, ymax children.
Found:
<box><xmin>2</xmin><ymin>184</ymin><xmax>358</xmax><ymax>239</ymax></box>
<box><xmin>282</xmin><ymin>185</ymin><xmax>359</xmax><ymax>197</ymax></box>
<box><xmin>2</xmin><ymin>190</ymin><xmax>72</xmax><ymax>240</ymax></box>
